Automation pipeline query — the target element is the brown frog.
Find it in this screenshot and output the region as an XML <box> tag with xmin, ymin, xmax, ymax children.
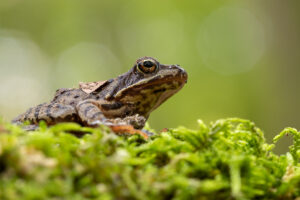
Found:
<box><xmin>12</xmin><ymin>57</ymin><xmax>188</xmax><ymax>138</ymax></box>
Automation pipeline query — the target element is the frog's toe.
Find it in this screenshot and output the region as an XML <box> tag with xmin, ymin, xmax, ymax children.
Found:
<box><xmin>89</xmin><ymin>120</ymin><xmax>126</xmax><ymax>127</ymax></box>
<box><xmin>125</xmin><ymin>115</ymin><xmax>146</xmax><ymax>129</ymax></box>
<box><xmin>106</xmin><ymin>121</ymin><xmax>127</xmax><ymax>127</ymax></box>
<box><xmin>129</xmin><ymin>121</ymin><xmax>144</xmax><ymax>129</ymax></box>
<box><xmin>89</xmin><ymin>120</ymin><xmax>103</xmax><ymax>126</ymax></box>
<box><xmin>142</xmin><ymin>129</ymin><xmax>155</xmax><ymax>136</ymax></box>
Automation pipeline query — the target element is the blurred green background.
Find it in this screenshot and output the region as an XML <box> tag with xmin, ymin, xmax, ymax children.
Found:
<box><xmin>0</xmin><ymin>0</ymin><xmax>299</xmax><ymax>153</ymax></box>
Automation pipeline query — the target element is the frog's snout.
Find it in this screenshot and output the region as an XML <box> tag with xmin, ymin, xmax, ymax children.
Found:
<box><xmin>174</xmin><ymin>64</ymin><xmax>188</xmax><ymax>83</ymax></box>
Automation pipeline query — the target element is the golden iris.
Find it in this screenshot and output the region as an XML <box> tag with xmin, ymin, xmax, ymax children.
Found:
<box><xmin>137</xmin><ymin>60</ymin><xmax>157</xmax><ymax>74</ymax></box>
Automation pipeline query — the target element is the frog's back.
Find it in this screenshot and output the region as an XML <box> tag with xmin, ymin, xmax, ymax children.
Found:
<box><xmin>52</xmin><ymin>88</ymin><xmax>88</xmax><ymax>106</ymax></box>
<box><xmin>12</xmin><ymin>88</ymin><xmax>88</xmax><ymax>125</ymax></box>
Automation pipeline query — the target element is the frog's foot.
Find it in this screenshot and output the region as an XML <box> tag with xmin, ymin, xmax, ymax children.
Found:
<box><xmin>89</xmin><ymin>120</ymin><xmax>126</xmax><ymax>127</ymax></box>
<box><xmin>89</xmin><ymin>119</ymin><xmax>149</xmax><ymax>139</ymax></box>
<box><xmin>107</xmin><ymin>114</ymin><xmax>146</xmax><ymax>129</ymax></box>
<box><xmin>90</xmin><ymin>114</ymin><xmax>146</xmax><ymax>129</ymax></box>
<box><xmin>110</xmin><ymin>125</ymin><xmax>149</xmax><ymax>139</ymax></box>
<box><xmin>125</xmin><ymin>114</ymin><xmax>147</xmax><ymax>129</ymax></box>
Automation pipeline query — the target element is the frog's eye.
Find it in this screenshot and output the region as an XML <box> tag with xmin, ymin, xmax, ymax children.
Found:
<box><xmin>137</xmin><ymin>60</ymin><xmax>158</xmax><ymax>74</ymax></box>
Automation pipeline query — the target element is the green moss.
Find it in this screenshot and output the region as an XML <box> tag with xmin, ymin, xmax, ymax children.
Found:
<box><xmin>0</xmin><ymin>118</ymin><xmax>299</xmax><ymax>200</ymax></box>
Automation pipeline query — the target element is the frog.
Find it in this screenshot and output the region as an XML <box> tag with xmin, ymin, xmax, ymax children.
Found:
<box><xmin>12</xmin><ymin>57</ymin><xmax>188</xmax><ymax>138</ymax></box>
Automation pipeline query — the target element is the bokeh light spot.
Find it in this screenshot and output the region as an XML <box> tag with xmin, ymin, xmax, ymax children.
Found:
<box><xmin>0</xmin><ymin>32</ymin><xmax>51</xmax><ymax>120</ymax></box>
<box><xmin>197</xmin><ymin>7</ymin><xmax>266</xmax><ymax>75</ymax></box>
<box><xmin>55</xmin><ymin>42</ymin><xmax>121</xmax><ymax>87</ymax></box>
<box><xmin>118</xmin><ymin>13</ymin><xmax>184</xmax><ymax>60</ymax></box>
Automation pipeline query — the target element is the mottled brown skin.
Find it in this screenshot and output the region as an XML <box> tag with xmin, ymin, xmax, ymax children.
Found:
<box><xmin>12</xmin><ymin>57</ymin><xmax>188</xmax><ymax>135</ymax></box>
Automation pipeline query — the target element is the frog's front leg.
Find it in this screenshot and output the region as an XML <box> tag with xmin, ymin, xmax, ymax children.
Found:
<box><xmin>76</xmin><ymin>100</ymin><xmax>149</xmax><ymax>138</ymax></box>
<box><xmin>76</xmin><ymin>100</ymin><xmax>146</xmax><ymax>128</ymax></box>
<box><xmin>76</xmin><ymin>100</ymin><xmax>111</xmax><ymax>126</ymax></box>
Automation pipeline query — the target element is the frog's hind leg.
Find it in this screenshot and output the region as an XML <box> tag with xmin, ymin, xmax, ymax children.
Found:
<box><xmin>42</xmin><ymin>103</ymin><xmax>79</xmax><ymax>124</ymax></box>
<box><xmin>12</xmin><ymin>103</ymin><xmax>78</xmax><ymax>127</ymax></box>
<box><xmin>11</xmin><ymin>115</ymin><xmax>39</xmax><ymax>131</ymax></box>
<box><xmin>12</xmin><ymin>103</ymin><xmax>48</xmax><ymax>125</ymax></box>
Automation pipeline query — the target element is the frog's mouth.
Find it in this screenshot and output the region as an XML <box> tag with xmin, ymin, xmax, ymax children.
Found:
<box><xmin>135</xmin><ymin>74</ymin><xmax>187</xmax><ymax>93</ymax></box>
<box><xmin>146</xmin><ymin>78</ymin><xmax>186</xmax><ymax>112</ymax></box>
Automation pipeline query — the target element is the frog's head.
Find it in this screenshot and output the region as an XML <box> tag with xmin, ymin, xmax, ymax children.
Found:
<box><xmin>113</xmin><ymin>57</ymin><xmax>188</xmax><ymax>117</ymax></box>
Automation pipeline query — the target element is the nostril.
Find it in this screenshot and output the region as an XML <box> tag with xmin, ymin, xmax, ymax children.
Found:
<box><xmin>177</xmin><ymin>67</ymin><xmax>184</xmax><ymax>73</ymax></box>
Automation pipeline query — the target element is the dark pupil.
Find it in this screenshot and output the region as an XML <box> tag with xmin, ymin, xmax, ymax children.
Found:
<box><xmin>143</xmin><ymin>61</ymin><xmax>154</xmax><ymax>68</ymax></box>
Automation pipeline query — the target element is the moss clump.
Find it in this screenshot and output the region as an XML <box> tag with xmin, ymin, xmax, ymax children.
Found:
<box><xmin>0</xmin><ymin>118</ymin><xmax>299</xmax><ymax>200</ymax></box>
